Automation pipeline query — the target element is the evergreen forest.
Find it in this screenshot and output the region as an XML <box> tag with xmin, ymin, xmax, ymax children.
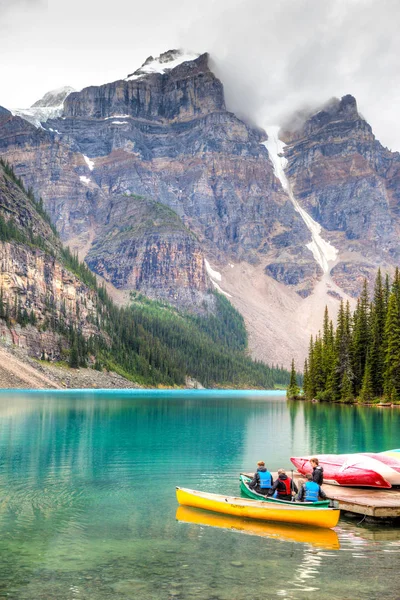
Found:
<box><xmin>301</xmin><ymin>269</ymin><xmax>400</xmax><ymax>403</ymax></box>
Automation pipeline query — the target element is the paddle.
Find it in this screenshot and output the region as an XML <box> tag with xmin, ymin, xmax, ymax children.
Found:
<box><xmin>291</xmin><ymin>469</ymin><xmax>295</xmax><ymax>502</ymax></box>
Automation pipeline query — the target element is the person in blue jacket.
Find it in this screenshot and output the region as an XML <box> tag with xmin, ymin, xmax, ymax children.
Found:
<box><xmin>248</xmin><ymin>461</ymin><xmax>273</xmax><ymax>495</ymax></box>
<box><xmin>297</xmin><ymin>473</ymin><xmax>327</xmax><ymax>502</ymax></box>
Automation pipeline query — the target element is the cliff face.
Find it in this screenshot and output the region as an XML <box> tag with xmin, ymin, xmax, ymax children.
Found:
<box><xmin>0</xmin><ymin>162</ymin><xmax>99</xmax><ymax>360</ymax></box>
<box><xmin>0</xmin><ymin>106</ymin><xmax>99</xmax><ymax>241</ymax></box>
<box><xmin>86</xmin><ymin>194</ymin><xmax>213</xmax><ymax>311</ymax></box>
<box><xmin>0</xmin><ymin>52</ymin><xmax>310</xmax><ymax>311</ymax></box>
<box><xmin>282</xmin><ymin>95</ymin><xmax>400</xmax><ymax>295</ymax></box>
<box><xmin>0</xmin><ymin>242</ymin><xmax>98</xmax><ymax>358</ymax></box>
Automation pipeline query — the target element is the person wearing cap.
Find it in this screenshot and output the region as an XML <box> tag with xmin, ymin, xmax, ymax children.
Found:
<box><xmin>297</xmin><ymin>473</ymin><xmax>327</xmax><ymax>502</ymax></box>
<box><xmin>248</xmin><ymin>461</ymin><xmax>273</xmax><ymax>495</ymax></box>
<box><xmin>268</xmin><ymin>469</ymin><xmax>298</xmax><ymax>501</ymax></box>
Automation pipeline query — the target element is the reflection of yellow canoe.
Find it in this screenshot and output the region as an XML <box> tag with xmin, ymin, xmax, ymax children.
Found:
<box><xmin>176</xmin><ymin>506</ymin><xmax>340</xmax><ymax>550</ymax></box>
<box><xmin>176</xmin><ymin>487</ymin><xmax>340</xmax><ymax>529</ymax></box>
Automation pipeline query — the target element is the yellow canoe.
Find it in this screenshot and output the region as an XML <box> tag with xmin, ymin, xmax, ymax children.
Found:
<box><xmin>176</xmin><ymin>487</ymin><xmax>340</xmax><ymax>529</ymax></box>
<box><xmin>176</xmin><ymin>506</ymin><xmax>340</xmax><ymax>550</ymax></box>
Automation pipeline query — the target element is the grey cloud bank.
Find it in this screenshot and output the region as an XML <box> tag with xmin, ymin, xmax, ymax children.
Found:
<box><xmin>181</xmin><ymin>0</ymin><xmax>400</xmax><ymax>150</ymax></box>
<box><xmin>1</xmin><ymin>0</ymin><xmax>399</xmax><ymax>149</ymax></box>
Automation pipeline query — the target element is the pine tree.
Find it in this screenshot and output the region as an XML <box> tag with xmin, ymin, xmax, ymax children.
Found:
<box><xmin>335</xmin><ymin>301</ymin><xmax>354</xmax><ymax>396</ymax></box>
<box><xmin>392</xmin><ymin>268</ymin><xmax>400</xmax><ymax>307</ymax></box>
<box><xmin>370</xmin><ymin>269</ymin><xmax>385</xmax><ymax>397</ymax></box>
<box><xmin>359</xmin><ymin>353</ymin><xmax>374</xmax><ymax>403</ymax></box>
<box><xmin>384</xmin><ymin>273</ymin><xmax>391</xmax><ymax>312</ymax></box>
<box><xmin>306</xmin><ymin>336</ymin><xmax>316</xmax><ymax>400</ymax></box>
<box><xmin>352</xmin><ymin>280</ymin><xmax>370</xmax><ymax>395</ymax></box>
<box><xmin>313</xmin><ymin>334</ymin><xmax>325</xmax><ymax>395</ymax></box>
<box><xmin>303</xmin><ymin>359</ymin><xmax>310</xmax><ymax>398</ymax></box>
<box><xmin>383</xmin><ymin>292</ymin><xmax>400</xmax><ymax>402</ymax></box>
<box><xmin>287</xmin><ymin>359</ymin><xmax>300</xmax><ymax>399</ymax></box>
<box><xmin>341</xmin><ymin>370</ymin><xmax>354</xmax><ymax>403</ymax></box>
<box><xmin>69</xmin><ymin>341</ymin><xmax>79</xmax><ymax>369</ymax></box>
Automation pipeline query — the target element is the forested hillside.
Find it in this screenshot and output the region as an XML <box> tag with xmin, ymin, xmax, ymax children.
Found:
<box><xmin>0</xmin><ymin>159</ymin><xmax>289</xmax><ymax>389</ymax></box>
<box><xmin>302</xmin><ymin>269</ymin><xmax>400</xmax><ymax>402</ymax></box>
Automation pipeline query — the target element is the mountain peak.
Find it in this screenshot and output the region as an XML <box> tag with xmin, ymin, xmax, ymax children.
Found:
<box><xmin>31</xmin><ymin>86</ymin><xmax>75</xmax><ymax>109</ymax></box>
<box><xmin>126</xmin><ymin>49</ymin><xmax>201</xmax><ymax>80</ymax></box>
<box><xmin>318</xmin><ymin>94</ymin><xmax>359</xmax><ymax>121</ymax></box>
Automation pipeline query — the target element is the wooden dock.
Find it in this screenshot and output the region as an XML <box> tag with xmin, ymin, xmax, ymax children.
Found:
<box><xmin>243</xmin><ymin>472</ymin><xmax>400</xmax><ymax>519</ymax></box>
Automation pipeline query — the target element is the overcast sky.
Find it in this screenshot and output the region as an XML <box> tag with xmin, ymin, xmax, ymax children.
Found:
<box><xmin>1</xmin><ymin>0</ymin><xmax>399</xmax><ymax>150</ymax></box>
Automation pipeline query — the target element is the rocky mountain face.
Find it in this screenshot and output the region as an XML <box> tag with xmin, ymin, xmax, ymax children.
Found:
<box><xmin>0</xmin><ymin>51</ymin><xmax>311</xmax><ymax>313</ymax></box>
<box><xmin>282</xmin><ymin>95</ymin><xmax>400</xmax><ymax>296</ymax></box>
<box><xmin>2</xmin><ymin>52</ymin><xmax>400</xmax><ymax>366</ymax></box>
<box><xmin>85</xmin><ymin>193</ymin><xmax>212</xmax><ymax>311</ymax></box>
<box><xmin>0</xmin><ymin>161</ymin><xmax>100</xmax><ymax>360</ymax></box>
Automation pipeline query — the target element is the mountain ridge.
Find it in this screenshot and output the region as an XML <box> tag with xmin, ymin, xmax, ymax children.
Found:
<box><xmin>1</xmin><ymin>50</ymin><xmax>400</xmax><ymax>367</ymax></box>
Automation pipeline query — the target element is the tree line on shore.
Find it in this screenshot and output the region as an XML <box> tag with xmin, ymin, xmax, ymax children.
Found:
<box><xmin>288</xmin><ymin>269</ymin><xmax>400</xmax><ymax>403</ymax></box>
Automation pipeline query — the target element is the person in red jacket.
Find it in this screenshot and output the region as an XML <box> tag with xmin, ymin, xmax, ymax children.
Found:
<box><xmin>268</xmin><ymin>469</ymin><xmax>298</xmax><ymax>501</ymax></box>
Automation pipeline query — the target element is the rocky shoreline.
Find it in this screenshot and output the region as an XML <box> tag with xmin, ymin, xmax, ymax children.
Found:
<box><xmin>0</xmin><ymin>343</ymin><xmax>141</xmax><ymax>390</ymax></box>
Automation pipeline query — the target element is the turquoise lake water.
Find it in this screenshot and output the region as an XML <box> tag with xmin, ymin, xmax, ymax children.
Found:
<box><xmin>0</xmin><ymin>389</ymin><xmax>399</xmax><ymax>600</ymax></box>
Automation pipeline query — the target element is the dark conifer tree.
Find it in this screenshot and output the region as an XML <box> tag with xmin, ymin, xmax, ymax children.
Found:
<box><xmin>370</xmin><ymin>269</ymin><xmax>386</xmax><ymax>397</ymax></box>
<box><xmin>383</xmin><ymin>292</ymin><xmax>400</xmax><ymax>401</ymax></box>
<box><xmin>313</xmin><ymin>334</ymin><xmax>325</xmax><ymax>395</ymax></box>
<box><xmin>306</xmin><ymin>335</ymin><xmax>316</xmax><ymax>400</ymax></box>
<box><xmin>341</xmin><ymin>370</ymin><xmax>354</xmax><ymax>403</ymax></box>
<box><xmin>335</xmin><ymin>300</ymin><xmax>354</xmax><ymax>399</ymax></box>
<box><xmin>303</xmin><ymin>359</ymin><xmax>310</xmax><ymax>398</ymax></box>
<box><xmin>287</xmin><ymin>359</ymin><xmax>300</xmax><ymax>399</ymax></box>
<box><xmin>359</xmin><ymin>353</ymin><xmax>374</xmax><ymax>403</ymax></box>
<box><xmin>352</xmin><ymin>280</ymin><xmax>370</xmax><ymax>395</ymax></box>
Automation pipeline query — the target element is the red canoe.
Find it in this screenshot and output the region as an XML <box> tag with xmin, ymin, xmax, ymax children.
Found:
<box><xmin>290</xmin><ymin>452</ymin><xmax>400</xmax><ymax>488</ymax></box>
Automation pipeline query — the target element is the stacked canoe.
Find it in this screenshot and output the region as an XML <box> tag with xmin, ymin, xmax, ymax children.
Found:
<box><xmin>290</xmin><ymin>449</ymin><xmax>400</xmax><ymax>488</ymax></box>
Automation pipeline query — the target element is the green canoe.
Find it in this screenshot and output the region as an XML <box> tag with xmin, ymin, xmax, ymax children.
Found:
<box><xmin>240</xmin><ymin>475</ymin><xmax>331</xmax><ymax>508</ymax></box>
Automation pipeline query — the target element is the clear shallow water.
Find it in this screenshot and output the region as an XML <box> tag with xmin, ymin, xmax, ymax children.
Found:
<box><xmin>0</xmin><ymin>390</ymin><xmax>399</xmax><ymax>600</ymax></box>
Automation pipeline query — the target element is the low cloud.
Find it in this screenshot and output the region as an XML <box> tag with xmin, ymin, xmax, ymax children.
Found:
<box><xmin>180</xmin><ymin>0</ymin><xmax>400</xmax><ymax>150</ymax></box>
<box><xmin>1</xmin><ymin>0</ymin><xmax>399</xmax><ymax>150</ymax></box>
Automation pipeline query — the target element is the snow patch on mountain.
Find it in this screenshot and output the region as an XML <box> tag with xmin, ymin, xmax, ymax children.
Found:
<box><xmin>12</xmin><ymin>86</ymin><xmax>75</xmax><ymax>128</ymax></box>
<box><xmin>263</xmin><ymin>126</ymin><xmax>338</xmax><ymax>273</ymax></box>
<box><xmin>83</xmin><ymin>155</ymin><xmax>95</xmax><ymax>171</ymax></box>
<box><xmin>126</xmin><ymin>49</ymin><xmax>200</xmax><ymax>81</ymax></box>
<box><xmin>31</xmin><ymin>86</ymin><xmax>75</xmax><ymax>108</ymax></box>
<box><xmin>205</xmin><ymin>259</ymin><xmax>232</xmax><ymax>297</ymax></box>
<box><xmin>104</xmin><ymin>114</ymin><xmax>131</xmax><ymax>120</ymax></box>
<box><xmin>204</xmin><ymin>258</ymin><xmax>222</xmax><ymax>281</ymax></box>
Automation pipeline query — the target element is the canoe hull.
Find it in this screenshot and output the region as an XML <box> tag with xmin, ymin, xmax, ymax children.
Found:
<box><xmin>176</xmin><ymin>487</ymin><xmax>340</xmax><ymax>529</ymax></box>
<box><xmin>240</xmin><ymin>475</ymin><xmax>331</xmax><ymax>507</ymax></box>
<box><xmin>290</xmin><ymin>453</ymin><xmax>398</xmax><ymax>488</ymax></box>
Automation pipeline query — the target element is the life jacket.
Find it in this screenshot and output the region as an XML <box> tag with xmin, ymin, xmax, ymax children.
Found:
<box><xmin>258</xmin><ymin>470</ymin><xmax>272</xmax><ymax>489</ymax></box>
<box><xmin>304</xmin><ymin>481</ymin><xmax>319</xmax><ymax>502</ymax></box>
<box><xmin>277</xmin><ymin>476</ymin><xmax>292</xmax><ymax>496</ymax></box>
